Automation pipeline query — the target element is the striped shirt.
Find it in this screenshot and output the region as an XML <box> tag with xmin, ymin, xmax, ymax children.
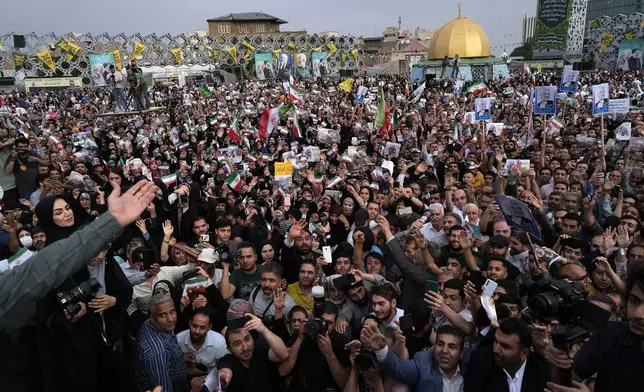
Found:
<box><xmin>136</xmin><ymin>319</ymin><xmax>187</xmax><ymax>392</ymax></box>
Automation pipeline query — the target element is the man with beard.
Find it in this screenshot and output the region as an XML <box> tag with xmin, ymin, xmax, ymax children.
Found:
<box><xmin>370</xmin><ymin>283</ymin><xmax>403</xmax><ymax>328</ymax></box>
<box><xmin>363</xmin><ymin>324</ymin><xmax>468</xmax><ymax>392</ymax></box>
<box><xmin>464</xmin><ymin>318</ymin><xmax>550</xmax><ymax>392</ymax></box>
<box><xmin>283</xmin><ymin>219</ymin><xmax>314</xmax><ymax>283</ymax></box>
<box><xmin>176</xmin><ymin>308</ymin><xmax>228</xmax><ymax>390</ymax></box>
<box><xmin>286</xmin><ymin>259</ymin><xmax>317</xmax><ymax>312</ymax></box>
<box><xmin>250</xmin><ymin>262</ymin><xmax>296</xmax><ymax>320</ymax></box>
<box><xmin>437</xmin><ymin>225</ymin><xmax>467</xmax><ymax>262</ymax></box>
<box><xmin>220</xmin><ymin>241</ymin><xmax>261</xmax><ymax>301</ymax></box>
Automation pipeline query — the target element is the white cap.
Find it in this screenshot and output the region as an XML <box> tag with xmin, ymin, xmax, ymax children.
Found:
<box><xmin>312</xmin><ymin>285</ymin><xmax>325</xmax><ymax>299</ymax></box>
<box><xmin>197</xmin><ymin>248</ymin><xmax>217</xmax><ymax>264</ymax></box>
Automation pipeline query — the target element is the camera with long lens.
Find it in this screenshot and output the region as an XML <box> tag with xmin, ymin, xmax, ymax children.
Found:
<box><xmin>526</xmin><ymin>277</ymin><xmax>610</xmax><ymax>350</ymax></box>
<box><xmin>56</xmin><ymin>278</ymin><xmax>101</xmax><ymax>317</ymax></box>
<box><xmin>304</xmin><ymin>286</ymin><xmax>328</xmax><ymax>339</ymax></box>
<box><xmin>213</xmin><ymin>244</ymin><xmax>234</xmax><ymax>264</ymax></box>
<box><xmin>16</xmin><ymin>149</ymin><xmax>29</xmax><ymax>161</ymax></box>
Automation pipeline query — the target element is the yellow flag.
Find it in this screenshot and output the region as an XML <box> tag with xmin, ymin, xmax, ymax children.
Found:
<box><xmin>625</xmin><ymin>32</ymin><xmax>634</xmax><ymax>41</ymax></box>
<box><xmin>242</xmin><ymin>41</ymin><xmax>256</xmax><ymax>60</ymax></box>
<box><xmin>359</xmin><ymin>39</ymin><xmax>366</xmax><ymax>47</ymax></box>
<box><xmin>170</xmin><ymin>48</ymin><xmax>183</xmax><ymax>65</ymax></box>
<box><xmin>14</xmin><ymin>53</ymin><xmax>25</xmax><ymax>68</ymax></box>
<box><xmin>341</xmin><ymin>52</ymin><xmax>348</xmax><ymax>64</ymax></box>
<box><xmin>113</xmin><ymin>50</ymin><xmax>122</xmax><ymax>70</ymax></box>
<box><xmin>312</xmin><ymin>47</ymin><xmax>322</xmax><ymax>52</ymax></box>
<box><xmin>338</xmin><ymin>78</ymin><xmax>353</xmax><ymax>93</ymax></box>
<box><xmin>272</xmin><ymin>49</ymin><xmax>281</xmax><ymax>57</ymax></box>
<box><xmin>327</xmin><ymin>42</ymin><xmax>337</xmax><ymax>57</ymax></box>
<box><xmin>226</xmin><ymin>46</ymin><xmax>238</xmax><ymax>64</ymax></box>
<box><xmin>599</xmin><ymin>32</ymin><xmax>615</xmax><ymax>53</ymax></box>
<box><xmin>536</xmin><ymin>64</ymin><xmax>542</xmax><ymax>72</ymax></box>
<box><xmin>351</xmin><ymin>49</ymin><xmax>358</xmax><ymax>61</ymax></box>
<box><xmin>208</xmin><ymin>46</ymin><xmax>221</xmax><ymax>60</ymax></box>
<box><xmin>36</xmin><ymin>50</ymin><xmax>56</xmax><ymax>71</ymax></box>
<box><xmin>132</xmin><ymin>42</ymin><xmax>147</xmax><ymax>59</ymax></box>
<box><xmin>287</xmin><ymin>41</ymin><xmax>296</xmax><ymax>52</ymax></box>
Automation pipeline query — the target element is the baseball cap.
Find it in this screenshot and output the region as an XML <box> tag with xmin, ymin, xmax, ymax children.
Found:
<box><xmin>489</xmin><ymin>235</ymin><xmax>509</xmax><ymax>248</ymax></box>
<box><xmin>197</xmin><ymin>248</ymin><xmax>217</xmax><ymax>264</ymax></box>
<box><xmin>227</xmin><ymin>299</ymin><xmax>251</xmax><ymax>320</ymax></box>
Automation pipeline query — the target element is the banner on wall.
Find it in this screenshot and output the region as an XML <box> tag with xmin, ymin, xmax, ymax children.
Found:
<box><xmin>492</xmin><ymin>64</ymin><xmax>510</xmax><ymax>81</ymax></box>
<box><xmin>616</xmin><ymin>38</ymin><xmax>644</xmax><ymax>70</ymax></box>
<box><xmin>25</xmin><ymin>77</ymin><xmax>83</xmax><ymax>92</ymax></box>
<box><xmin>255</xmin><ymin>53</ymin><xmax>275</xmax><ymax>80</ymax></box>
<box><xmin>534</xmin><ymin>0</ymin><xmax>571</xmax><ymax>51</ymax></box>
<box><xmin>88</xmin><ymin>53</ymin><xmax>116</xmax><ymax>87</ymax></box>
<box><xmin>312</xmin><ymin>51</ymin><xmax>328</xmax><ymax>77</ymax></box>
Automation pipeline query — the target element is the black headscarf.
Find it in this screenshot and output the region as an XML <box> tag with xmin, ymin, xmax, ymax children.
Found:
<box><xmin>35</xmin><ymin>194</ymin><xmax>90</xmax><ymax>245</ymax></box>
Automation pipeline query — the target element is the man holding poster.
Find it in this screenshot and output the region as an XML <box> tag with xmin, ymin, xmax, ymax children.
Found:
<box><xmin>475</xmin><ymin>98</ymin><xmax>491</xmax><ymax>121</ymax></box>
<box><xmin>593</xmin><ymin>83</ymin><xmax>610</xmax><ymax>115</ymax></box>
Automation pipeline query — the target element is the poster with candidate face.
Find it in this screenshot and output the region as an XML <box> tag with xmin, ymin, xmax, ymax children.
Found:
<box><xmin>312</xmin><ymin>52</ymin><xmax>328</xmax><ymax>77</ymax></box>
<box><xmin>276</xmin><ymin>52</ymin><xmax>293</xmax><ymax>80</ymax></box>
<box><xmin>559</xmin><ymin>69</ymin><xmax>580</xmax><ymax>93</ymax></box>
<box><xmin>592</xmin><ymin>83</ymin><xmax>610</xmax><ymax>115</ymax></box>
<box><xmin>254</xmin><ymin>53</ymin><xmax>274</xmax><ymax>80</ymax></box>
<box><xmin>616</xmin><ymin>38</ymin><xmax>644</xmax><ymax>71</ymax></box>
<box><xmin>534</xmin><ymin>86</ymin><xmax>557</xmax><ymax>115</ymax></box>
<box><xmin>88</xmin><ymin>53</ymin><xmax>115</xmax><ymax>87</ymax></box>
<box><xmin>475</xmin><ymin>98</ymin><xmax>491</xmax><ymax>121</ymax></box>
<box><xmin>294</xmin><ymin>53</ymin><xmax>312</xmax><ymax>79</ymax></box>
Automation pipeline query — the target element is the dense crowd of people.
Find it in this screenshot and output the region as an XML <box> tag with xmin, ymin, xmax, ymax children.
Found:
<box><xmin>0</xmin><ymin>65</ymin><xmax>643</xmax><ymax>392</ymax></box>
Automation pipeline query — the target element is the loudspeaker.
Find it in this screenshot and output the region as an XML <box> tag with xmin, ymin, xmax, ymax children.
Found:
<box><xmin>0</xmin><ymin>77</ymin><xmax>15</xmax><ymax>86</ymax></box>
<box><xmin>13</xmin><ymin>35</ymin><xmax>25</xmax><ymax>49</ymax></box>
<box><xmin>339</xmin><ymin>69</ymin><xmax>354</xmax><ymax>78</ymax></box>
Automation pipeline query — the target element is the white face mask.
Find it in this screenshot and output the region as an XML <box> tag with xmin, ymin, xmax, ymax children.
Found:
<box><xmin>20</xmin><ymin>236</ymin><xmax>33</xmax><ymax>248</ymax></box>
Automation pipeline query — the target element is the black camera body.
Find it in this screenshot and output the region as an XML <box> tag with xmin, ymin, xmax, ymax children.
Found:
<box><xmin>526</xmin><ymin>277</ymin><xmax>610</xmax><ymax>350</ymax></box>
<box><xmin>354</xmin><ymin>349</ymin><xmax>377</xmax><ymax>372</ymax></box>
<box><xmin>304</xmin><ymin>318</ymin><xmax>328</xmax><ymax>339</ymax></box>
<box><xmin>16</xmin><ymin>149</ymin><xmax>29</xmax><ymax>161</ymax></box>
<box><xmin>56</xmin><ymin>278</ymin><xmax>101</xmax><ymax>317</ymax></box>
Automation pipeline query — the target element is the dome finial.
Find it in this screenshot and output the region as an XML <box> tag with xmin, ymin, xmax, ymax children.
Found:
<box><xmin>458</xmin><ymin>2</ymin><xmax>462</xmax><ymax>18</ymax></box>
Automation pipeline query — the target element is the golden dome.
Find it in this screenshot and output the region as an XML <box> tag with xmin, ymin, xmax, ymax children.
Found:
<box><xmin>427</xmin><ymin>5</ymin><xmax>491</xmax><ymax>59</ymax></box>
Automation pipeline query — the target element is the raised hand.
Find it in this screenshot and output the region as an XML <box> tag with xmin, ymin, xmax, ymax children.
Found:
<box><xmin>108</xmin><ymin>180</ymin><xmax>159</xmax><ymax>227</ymax></box>
<box><xmin>162</xmin><ymin>220</ymin><xmax>174</xmax><ymax>237</ymax></box>
<box><xmin>288</xmin><ymin>219</ymin><xmax>308</xmax><ymax>239</ymax></box>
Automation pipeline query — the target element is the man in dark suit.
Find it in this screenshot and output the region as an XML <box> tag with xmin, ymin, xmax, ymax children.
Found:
<box><xmin>464</xmin><ymin>318</ymin><xmax>551</xmax><ymax>392</ymax></box>
<box><xmin>263</xmin><ymin>61</ymin><xmax>274</xmax><ymax>79</ymax></box>
<box><xmin>320</xmin><ymin>60</ymin><xmax>328</xmax><ymax>76</ymax></box>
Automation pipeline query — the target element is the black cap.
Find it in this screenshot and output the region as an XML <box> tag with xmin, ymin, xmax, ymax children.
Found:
<box><xmin>489</xmin><ymin>235</ymin><xmax>509</xmax><ymax>248</ymax></box>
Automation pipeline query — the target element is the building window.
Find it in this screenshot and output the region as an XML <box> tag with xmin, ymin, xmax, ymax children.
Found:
<box><xmin>218</xmin><ymin>24</ymin><xmax>230</xmax><ymax>34</ymax></box>
<box><xmin>239</xmin><ymin>25</ymin><xmax>249</xmax><ymax>33</ymax></box>
<box><xmin>256</xmin><ymin>24</ymin><xmax>266</xmax><ymax>33</ymax></box>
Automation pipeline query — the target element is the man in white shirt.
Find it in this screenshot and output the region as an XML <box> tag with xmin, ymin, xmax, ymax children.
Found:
<box><xmin>107</xmin><ymin>64</ymin><xmax>127</xmax><ymax>111</ymax></box>
<box><xmin>130</xmin><ymin>261</ymin><xmax>196</xmax><ymax>315</ymax></box>
<box><xmin>176</xmin><ymin>308</ymin><xmax>229</xmax><ymax>390</ymax></box>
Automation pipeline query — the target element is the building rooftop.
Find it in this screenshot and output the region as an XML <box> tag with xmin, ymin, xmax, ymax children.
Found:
<box><xmin>399</xmin><ymin>40</ymin><xmax>428</xmax><ymax>53</ymax></box>
<box><xmin>207</xmin><ymin>12</ymin><xmax>288</xmax><ymax>24</ymax></box>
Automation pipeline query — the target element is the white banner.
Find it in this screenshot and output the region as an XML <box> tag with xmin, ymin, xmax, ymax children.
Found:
<box><xmin>609</xmin><ymin>98</ymin><xmax>630</xmax><ymax>114</ymax></box>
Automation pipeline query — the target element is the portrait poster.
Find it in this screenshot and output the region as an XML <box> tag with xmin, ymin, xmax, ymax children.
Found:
<box><xmin>492</xmin><ymin>64</ymin><xmax>510</xmax><ymax>81</ymax></box>
<box><xmin>276</xmin><ymin>52</ymin><xmax>293</xmax><ymax>80</ymax></box>
<box><xmin>312</xmin><ymin>51</ymin><xmax>329</xmax><ymax>77</ymax></box>
<box><xmin>616</xmin><ymin>38</ymin><xmax>644</xmax><ymax>71</ymax></box>
<box><xmin>592</xmin><ymin>83</ymin><xmax>610</xmax><ymax>115</ymax></box>
<box><xmin>254</xmin><ymin>53</ymin><xmax>275</xmax><ymax>80</ymax></box>
<box><xmin>294</xmin><ymin>53</ymin><xmax>312</xmax><ymax>79</ymax></box>
<box><xmin>475</xmin><ymin>98</ymin><xmax>491</xmax><ymax>121</ymax></box>
<box><xmin>88</xmin><ymin>53</ymin><xmax>115</xmax><ymax>87</ymax></box>
<box><xmin>559</xmin><ymin>69</ymin><xmax>580</xmax><ymax>92</ymax></box>
<box><xmin>534</xmin><ymin>86</ymin><xmax>557</xmax><ymax>115</ymax></box>
<box><xmin>616</xmin><ymin>122</ymin><xmax>632</xmax><ymax>141</ymax></box>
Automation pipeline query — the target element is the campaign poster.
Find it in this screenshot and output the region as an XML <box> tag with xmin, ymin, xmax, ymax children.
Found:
<box><xmin>534</xmin><ymin>86</ymin><xmax>557</xmax><ymax>115</ymax></box>
<box><xmin>534</xmin><ymin>0</ymin><xmax>571</xmax><ymax>51</ymax></box>
<box><xmin>88</xmin><ymin>53</ymin><xmax>115</xmax><ymax>87</ymax></box>
<box><xmin>559</xmin><ymin>69</ymin><xmax>579</xmax><ymax>92</ymax></box>
<box><xmin>276</xmin><ymin>52</ymin><xmax>293</xmax><ymax>80</ymax></box>
<box><xmin>294</xmin><ymin>52</ymin><xmax>312</xmax><ymax>79</ymax></box>
<box><xmin>616</xmin><ymin>38</ymin><xmax>644</xmax><ymax>71</ymax></box>
<box><xmin>312</xmin><ymin>51</ymin><xmax>329</xmax><ymax>77</ymax></box>
<box><xmin>592</xmin><ymin>83</ymin><xmax>610</xmax><ymax>115</ymax></box>
<box><xmin>459</xmin><ymin>66</ymin><xmax>473</xmax><ymax>82</ymax></box>
<box><xmin>475</xmin><ymin>98</ymin><xmax>491</xmax><ymax>121</ymax></box>
<box><xmin>492</xmin><ymin>64</ymin><xmax>510</xmax><ymax>81</ymax></box>
<box><xmin>254</xmin><ymin>53</ymin><xmax>275</xmax><ymax>80</ymax></box>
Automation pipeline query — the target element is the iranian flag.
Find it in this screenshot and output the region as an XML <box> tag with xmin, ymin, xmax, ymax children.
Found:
<box><xmin>292</xmin><ymin>106</ymin><xmax>302</xmax><ymax>138</ymax></box>
<box><xmin>258</xmin><ymin>107</ymin><xmax>280</xmax><ymax>140</ymax></box>
<box><xmin>158</xmin><ymin>165</ymin><xmax>169</xmax><ymax>172</ymax></box>
<box><xmin>313</xmin><ymin>175</ymin><xmax>324</xmax><ymax>183</ymax></box>
<box><xmin>231</xmin><ymin>111</ymin><xmax>243</xmax><ymax>134</ymax></box>
<box><xmin>161</xmin><ymin>173</ymin><xmax>177</xmax><ymax>186</ymax></box>
<box><xmin>374</xmin><ymin>87</ymin><xmax>391</xmax><ymax>136</ymax></box>
<box><xmin>467</xmin><ymin>82</ymin><xmax>488</xmax><ymax>96</ymax></box>
<box><xmin>549</xmin><ymin>117</ymin><xmax>564</xmax><ymax>130</ymax></box>
<box><xmin>327</xmin><ymin>176</ymin><xmax>342</xmax><ymax>189</ymax></box>
<box><xmin>227</xmin><ymin>171</ymin><xmax>243</xmax><ymax>191</ymax></box>
<box><xmin>178</xmin><ymin>142</ymin><xmax>189</xmax><ymax>151</ymax></box>
<box><xmin>289</xmin><ymin>86</ymin><xmax>305</xmax><ymax>103</ymax></box>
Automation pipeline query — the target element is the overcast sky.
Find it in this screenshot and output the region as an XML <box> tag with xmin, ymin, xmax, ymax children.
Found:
<box><xmin>1</xmin><ymin>0</ymin><xmax>537</xmax><ymax>55</ymax></box>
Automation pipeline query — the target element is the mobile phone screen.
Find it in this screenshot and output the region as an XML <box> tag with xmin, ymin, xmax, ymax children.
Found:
<box><xmin>424</xmin><ymin>280</ymin><xmax>440</xmax><ymax>293</ymax></box>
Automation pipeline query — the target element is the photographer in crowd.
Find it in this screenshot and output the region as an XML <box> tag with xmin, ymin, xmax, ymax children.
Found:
<box><xmin>1</xmin><ymin>67</ymin><xmax>644</xmax><ymax>392</ymax></box>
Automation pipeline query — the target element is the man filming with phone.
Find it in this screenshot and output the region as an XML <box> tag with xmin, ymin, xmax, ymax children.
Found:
<box><xmin>107</xmin><ymin>64</ymin><xmax>126</xmax><ymax>112</ymax></box>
